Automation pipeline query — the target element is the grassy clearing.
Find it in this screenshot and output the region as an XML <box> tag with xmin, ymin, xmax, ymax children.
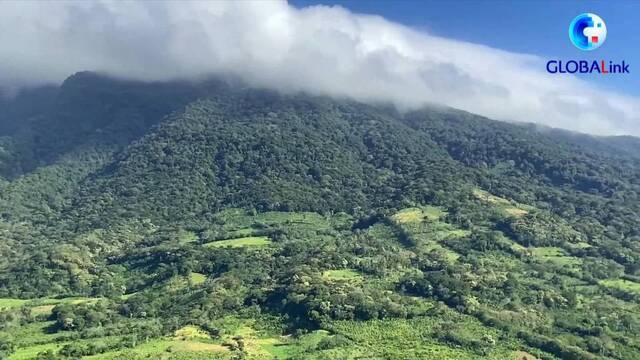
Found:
<box><xmin>504</xmin><ymin>207</ymin><xmax>529</xmax><ymax>217</ymax></box>
<box><xmin>391</xmin><ymin>207</ymin><xmax>464</xmax><ymax>263</ymax></box>
<box><xmin>514</xmin><ymin>350</ymin><xmax>540</xmax><ymax>360</ymax></box>
<box><xmin>1</xmin><ymin>296</ymin><xmax>99</xmax><ymax>313</ymax></box>
<box><xmin>473</xmin><ymin>189</ymin><xmax>511</xmax><ymax>205</ymax></box>
<box><xmin>323</xmin><ymin>269</ymin><xmax>362</xmax><ymax>281</ymax></box>
<box><xmin>174</xmin><ymin>341</ymin><xmax>227</xmax><ymax>352</ymax></box>
<box><xmin>178</xmin><ymin>230</ymin><xmax>198</xmax><ymax>244</ymax></box>
<box><xmin>392</xmin><ymin>206</ymin><xmax>445</xmax><ymax>224</ymax></box>
<box><xmin>204</xmin><ymin>236</ymin><xmax>272</xmax><ymax>248</ymax></box>
<box><xmin>174</xmin><ymin>325</ymin><xmax>211</xmax><ymax>341</ymax></box>
<box><xmin>529</xmin><ymin>247</ymin><xmax>564</xmax><ymax>257</ymax></box>
<box><xmin>436</xmin><ymin>228</ymin><xmax>472</xmax><ymax>239</ymax></box>
<box><xmin>10</xmin><ymin>321</ymin><xmax>60</xmax><ymax>347</ymax></box>
<box><xmin>0</xmin><ymin>298</ymin><xmax>28</xmax><ymax>309</ymax></box>
<box><xmin>600</xmin><ymin>279</ymin><xmax>640</xmax><ymax>295</ymax></box>
<box><xmin>120</xmin><ymin>292</ymin><xmax>137</xmax><ymax>300</ymax></box>
<box><xmin>229</xmin><ymin>227</ymin><xmax>255</xmax><ymax>237</ymax></box>
<box><xmin>423</xmin><ymin>243</ymin><xmax>460</xmax><ymax>262</ymax></box>
<box><xmin>85</xmin><ymin>338</ymin><xmax>226</xmax><ymax>359</ymax></box>
<box><xmin>392</xmin><ymin>208</ymin><xmax>423</xmax><ymax>224</ymax></box>
<box><xmin>568</xmin><ymin>241</ymin><xmax>592</xmax><ymax>249</ymax></box>
<box><xmin>188</xmin><ymin>272</ymin><xmax>207</xmax><ymax>285</ymax></box>
<box><xmin>8</xmin><ymin>342</ymin><xmax>68</xmax><ymax>360</ymax></box>
<box><xmin>510</xmin><ymin>242</ymin><xmax>527</xmax><ymax>252</ymax></box>
<box><xmin>423</xmin><ymin>206</ymin><xmax>445</xmax><ymax>220</ymax></box>
<box><xmin>473</xmin><ymin>189</ymin><xmax>531</xmax><ymax>217</ymax></box>
<box><xmin>30</xmin><ymin>304</ymin><xmax>56</xmax><ymax>316</ymax></box>
<box><xmin>260</xmin><ymin>330</ymin><xmax>329</xmax><ymax>358</ymax></box>
<box><xmin>528</xmin><ymin>247</ymin><xmax>582</xmax><ymax>267</ymax></box>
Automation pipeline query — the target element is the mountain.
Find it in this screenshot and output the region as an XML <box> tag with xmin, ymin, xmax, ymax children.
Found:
<box><xmin>1</xmin><ymin>73</ymin><xmax>639</xmax><ymax>360</ymax></box>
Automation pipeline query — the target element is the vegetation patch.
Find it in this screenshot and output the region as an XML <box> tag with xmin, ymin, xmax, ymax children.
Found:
<box><xmin>174</xmin><ymin>326</ymin><xmax>211</xmax><ymax>341</ymax></box>
<box><xmin>8</xmin><ymin>343</ymin><xmax>68</xmax><ymax>360</ymax></box>
<box><xmin>473</xmin><ymin>189</ymin><xmax>511</xmax><ymax>205</ymax></box>
<box><xmin>528</xmin><ymin>247</ymin><xmax>582</xmax><ymax>266</ymax></box>
<box><xmin>3</xmin><ymin>76</ymin><xmax>640</xmax><ymax>360</ymax></box>
<box><xmin>30</xmin><ymin>304</ymin><xmax>56</xmax><ymax>316</ymax></box>
<box><xmin>504</xmin><ymin>207</ymin><xmax>528</xmax><ymax>217</ymax></box>
<box><xmin>514</xmin><ymin>350</ymin><xmax>540</xmax><ymax>360</ymax></box>
<box><xmin>392</xmin><ymin>206</ymin><xmax>445</xmax><ymax>224</ymax></box>
<box><xmin>175</xmin><ymin>341</ymin><xmax>227</xmax><ymax>352</ymax></box>
<box><xmin>178</xmin><ymin>230</ymin><xmax>198</xmax><ymax>244</ymax></box>
<box><xmin>0</xmin><ymin>298</ymin><xmax>28</xmax><ymax>309</ymax></box>
<box><xmin>568</xmin><ymin>241</ymin><xmax>592</xmax><ymax>249</ymax></box>
<box><xmin>473</xmin><ymin>189</ymin><xmax>531</xmax><ymax>217</ymax></box>
<box><xmin>328</xmin><ymin>317</ymin><xmax>515</xmax><ymax>359</ymax></box>
<box><xmin>323</xmin><ymin>269</ymin><xmax>362</xmax><ymax>281</ymax></box>
<box><xmin>392</xmin><ymin>208</ymin><xmax>424</xmax><ymax>224</ymax></box>
<box><xmin>188</xmin><ymin>272</ymin><xmax>207</xmax><ymax>285</ymax></box>
<box><xmin>600</xmin><ymin>279</ymin><xmax>640</xmax><ymax>295</ymax></box>
<box><xmin>422</xmin><ymin>243</ymin><xmax>460</xmax><ymax>262</ymax></box>
<box><xmin>437</xmin><ymin>228</ymin><xmax>472</xmax><ymax>239</ymax></box>
<box><xmin>204</xmin><ymin>236</ymin><xmax>272</xmax><ymax>248</ymax></box>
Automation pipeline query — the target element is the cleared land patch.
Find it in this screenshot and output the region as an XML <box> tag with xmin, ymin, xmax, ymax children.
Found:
<box><xmin>600</xmin><ymin>279</ymin><xmax>640</xmax><ymax>295</ymax></box>
<box><xmin>528</xmin><ymin>247</ymin><xmax>582</xmax><ymax>267</ymax></box>
<box><xmin>188</xmin><ymin>272</ymin><xmax>207</xmax><ymax>285</ymax></box>
<box><xmin>473</xmin><ymin>188</ymin><xmax>531</xmax><ymax>217</ymax></box>
<box><xmin>174</xmin><ymin>325</ymin><xmax>211</xmax><ymax>341</ymax></box>
<box><xmin>323</xmin><ymin>269</ymin><xmax>362</xmax><ymax>281</ymax></box>
<box><xmin>391</xmin><ymin>206</ymin><xmax>464</xmax><ymax>263</ymax></box>
<box><xmin>30</xmin><ymin>304</ymin><xmax>56</xmax><ymax>316</ymax></box>
<box><xmin>514</xmin><ymin>350</ymin><xmax>540</xmax><ymax>360</ymax></box>
<box><xmin>178</xmin><ymin>230</ymin><xmax>198</xmax><ymax>244</ymax></box>
<box><xmin>473</xmin><ymin>189</ymin><xmax>511</xmax><ymax>205</ymax></box>
<box><xmin>0</xmin><ymin>298</ymin><xmax>28</xmax><ymax>309</ymax></box>
<box><xmin>204</xmin><ymin>236</ymin><xmax>272</xmax><ymax>248</ymax></box>
<box><xmin>175</xmin><ymin>341</ymin><xmax>227</xmax><ymax>352</ymax></box>
<box><xmin>392</xmin><ymin>206</ymin><xmax>445</xmax><ymax>224</ymax></box>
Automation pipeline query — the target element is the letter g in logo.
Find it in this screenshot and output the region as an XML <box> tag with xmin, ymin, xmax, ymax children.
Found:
<box><xmin>569</xmin><ymin>13</ymin><xmax>606</xmax><ymax>51</ymax></box>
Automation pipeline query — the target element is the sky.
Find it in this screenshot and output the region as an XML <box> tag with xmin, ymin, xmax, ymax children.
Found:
<box><xmin>0</xmin><ymin>0</ymin><xmax>639</xmax><ymax>136</ymax></box>
<box><xmin>292</xmin><ymin>0</ymin><xmax>640</xmax><ymax>96</ymax></box>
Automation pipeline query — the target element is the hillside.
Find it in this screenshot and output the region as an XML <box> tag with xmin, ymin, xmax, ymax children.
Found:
<box><xmin>1</xmin><ymin>73</ymin><xmax>640</xmax><ymax>360</ymax></box>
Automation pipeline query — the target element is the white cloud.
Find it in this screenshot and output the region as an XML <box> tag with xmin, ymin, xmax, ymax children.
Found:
<box><xmin>0</xmin><ymin>0</ymin><xmax>638</xmax><ymax>135</ymax></box>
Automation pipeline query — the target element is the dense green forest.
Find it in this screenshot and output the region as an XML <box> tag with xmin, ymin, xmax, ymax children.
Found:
<box><xmin>1</xmin><ymin>72</ymin><xmax>640</xmax><ymax>359</ymax></box>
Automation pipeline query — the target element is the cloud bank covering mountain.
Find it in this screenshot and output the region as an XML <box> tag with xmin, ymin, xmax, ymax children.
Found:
<box><xmin>0</xmin><ymin>0</ymin><xmax>638</xmax><ymax>135</ymax></box>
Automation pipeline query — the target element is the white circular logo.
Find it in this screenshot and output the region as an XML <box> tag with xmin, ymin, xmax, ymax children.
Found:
<box><xmin>569</xmin><ymin>13</ymin><xmax>607</xmax><ymax>51</ymax></box>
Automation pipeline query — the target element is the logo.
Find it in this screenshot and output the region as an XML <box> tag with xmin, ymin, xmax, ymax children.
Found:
<box><xmin>546</xmin><ymin>60</ymin><xmax>628</xmax><ymax>74</ymax></box>
<box><xmin>569</xmin><ymin>13</ymin><xmax>606</xmax><ymax>50</ymax></box>
<box><xmin>546</xmin><ymin>13</ymin><xmax>628</xmax><ymax>75</ymax></box>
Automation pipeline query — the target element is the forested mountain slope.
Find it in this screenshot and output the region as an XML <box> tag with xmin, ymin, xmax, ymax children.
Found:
<box><xmin>1</xmin><ymin>73</ymin><xmax>639</xmax><ymax>360</ymax></box>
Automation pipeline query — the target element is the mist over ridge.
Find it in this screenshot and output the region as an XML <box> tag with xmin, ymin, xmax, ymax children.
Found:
<box><xmin>0</xmin><ymin>0</ymin><xmax>638</xmax><ymax>135</ymax></box>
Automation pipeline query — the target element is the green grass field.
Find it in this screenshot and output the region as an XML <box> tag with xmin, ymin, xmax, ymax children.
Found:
<box><xmin>528</xmin><ymin>247</ymin><xmax>582</xmax><ymax>267</ymax></box>
<box><xmin>9</xmin><ymin>342</ymin><xmax>69</xmax><ymax>360</ymax></box>
<box><xmin>391</xmin><ymin>206</ymin><xmax>445</xmax><ymax>224</ymax></box>
<box><xmin>600</xmin><ymin>279</ymin><xmax>640</xmax><ymax>295</ymax></box>
<box><xmin>178</xmin><ymin>230</ymin><xmax>198</xmax><ymax>244</ymax></box>
<box><xmin>323</xmin><ymin>269</ymin><xmax>362</xmax><ymax>281</ymax></box>
<box><xmin>473</xmin><ymin>188</ymin><xmax>532</xmax><ymax>217</ymax></box>
<box><xmin>0</xmin><ymin>298</ymin><xmax>28</xmax><ymax>309</ymax></box>
<box><xmin>203</xmin><ymin>236</ymin><xmax>272</xmax><ymax>248</ymax></box>
<box><xmin>0</xmin><ymin>296</ymin><xmax>98</xmax><ymax>310</ymax></box>
<box><xmin>188</xmin><ymin>272</ymin><xmax>207</xmax><ymax>285</ymax></box>
<box><xmin>84</xmin><ymin>339</ymin><xmax>227</xmax><ymax>360</ymax></box>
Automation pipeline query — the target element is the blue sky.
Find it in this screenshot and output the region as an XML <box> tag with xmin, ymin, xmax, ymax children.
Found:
<box><xmin>291</xmin><ymin>0</ymin><xmax>639</xmax><ymax>96</ymax></box>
